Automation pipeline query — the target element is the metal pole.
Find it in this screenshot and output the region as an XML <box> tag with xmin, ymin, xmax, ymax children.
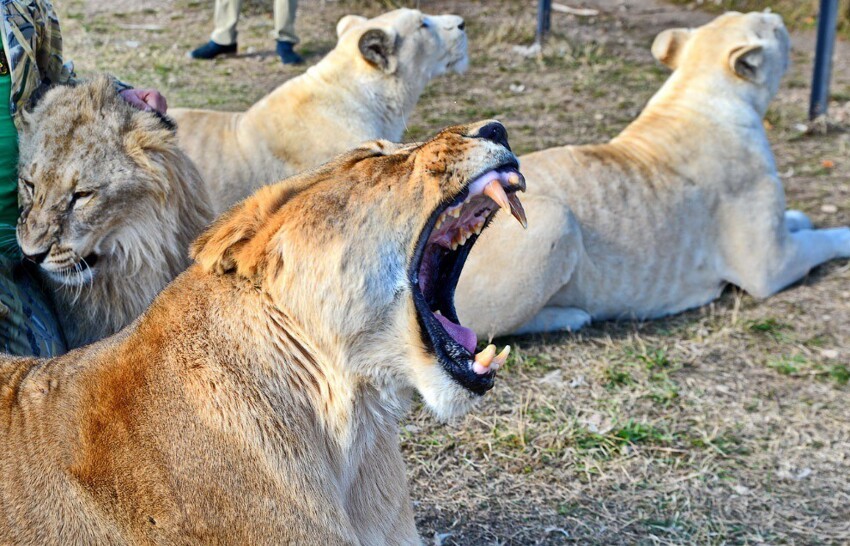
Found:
<box><xmin>810</xmin><ymin>0</ymin><xmax>839</xmax><ymax>119</ymax></box>
<box><xmin>536</xmin><ymin>0</ymin><xmax>552</xmax><ymax>45</ymax></box>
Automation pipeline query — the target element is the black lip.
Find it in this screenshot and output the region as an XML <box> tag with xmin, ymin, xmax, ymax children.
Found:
<box><xmin>409</xmin><ymin>158</ymin><xmax>522</xmax><ymax>396</ymax></box>
<box><xmin>78</xmin><ymin>253</ymin><xmax>99</xmax><ymax>271</ymax></box>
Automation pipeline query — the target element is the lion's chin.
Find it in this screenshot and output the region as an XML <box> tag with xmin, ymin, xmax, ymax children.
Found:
<box><xmin>416</xmin><ymin>365</ymin><xmax>482</xmax><ymax>422</ymax></box>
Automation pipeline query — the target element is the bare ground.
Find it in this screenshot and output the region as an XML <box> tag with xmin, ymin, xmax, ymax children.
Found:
<box><xmin>62</xmin><ymin>0</ymin><xmax>850</xmax><ymax>543</ymax></box>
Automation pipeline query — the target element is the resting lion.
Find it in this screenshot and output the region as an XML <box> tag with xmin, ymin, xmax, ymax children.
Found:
<box><xmin>171</xmin><ymin>8</ymin><xmax>468</xmax><ymax>213</ymax></box>
<box><xmin>16</xmin><ymin>76</ymin><xmax>214</xmax><ymax>349</ymax></box>
<box><xmin>0</xmin><ymin>120</ymin><xmax>525</xmax><ymax>544</ymax></box>
<box><xmin>458</xmin><ymin>12</ymin><xmax>850</xmax><ymax>337</ymax></box>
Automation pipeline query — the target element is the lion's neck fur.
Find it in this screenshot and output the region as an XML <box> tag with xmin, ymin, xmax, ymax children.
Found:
<box><xmin>185</xmin><ymin>270</ymin><xmax>408</xmax><ymax>483</ymax></box>
<box><xmin>608</xmin><ymin>71</ymin><xmax>774</xmax><ymax>175</ymax></box>
<box><xmin>50</xmin><ymin>153</ymin><xmax>213</xmax><ymax>349</ymax></box>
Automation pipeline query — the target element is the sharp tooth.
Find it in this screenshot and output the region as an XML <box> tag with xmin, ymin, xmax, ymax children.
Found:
<box><xmin>449</xmin><ymin>206</ymin><xmax>461</xmax><ymax>218</ymax></box>
<box><xmin>491</xmin><ymin>345</ymin><xmax>510</xmax><ymax>369</ymax></box>
<box><xmin>506</xmin><ymin>172</ymin><xmax>520</xmax><ymax>186</ymax></box>
<box><xmin>450</xmin><ymin>240</ymin><xmax>459</xmax><ymax>251</ymax></box>
<box><xmin>473</xmin><ymin>223</ymin><xmax>484</xmax><ymax>236</ymax></box>
<box><xmin>506</xmin><ymin>192</ymin><xmax>528</xmax><ymax>229</ymax></box>
<box><xmin>483</xmin><ymin>180</ymin><xmax>511</xmax><ymax>213</ymax></box>
<box><xmin>474</xmin><ymin>344</ymin><xmax>496</xmax><ymax>368</ymax></box>
<box><xmin>435</xmin><ymin>215</ymin><xmax>445</xmax><ymax>230</ymax></box>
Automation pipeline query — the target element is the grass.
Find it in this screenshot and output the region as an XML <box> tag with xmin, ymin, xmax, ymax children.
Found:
<box><xmin>59</xmin><ymin>0</ymin><xmax>850</xmax><ymax>543</ymax></box>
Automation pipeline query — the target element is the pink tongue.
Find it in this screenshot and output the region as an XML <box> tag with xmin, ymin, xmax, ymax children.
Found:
<box><xmin>434</xmin><ymin>312</ymin><xmax>478</xmax><ymax>354</ymax></box>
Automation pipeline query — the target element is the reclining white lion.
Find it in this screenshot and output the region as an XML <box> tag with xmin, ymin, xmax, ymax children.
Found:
<box><xmin>171</xmin><ymin>8</ymin><xmax>468</xmax><ymax>213</ymax></box>
<box><xmin>16</xmin><ymin>76</ymin><xmax>214</xmax><ymax>348</ymax></box>
<box><xmin>457</xmin><ymin>11</ymin><xmax>850</xmax><ymax>337</ymax></box>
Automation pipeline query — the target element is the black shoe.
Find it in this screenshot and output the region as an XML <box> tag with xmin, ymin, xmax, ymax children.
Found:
<box><xmin>276</xmin><ymin>41</ymin><xmax>304</xmax><ymax>65</ymax></box>
<box><xmin>190</xmin><ymin>40</ymin><xmax>237</xmax><ymax>60</ymax></box>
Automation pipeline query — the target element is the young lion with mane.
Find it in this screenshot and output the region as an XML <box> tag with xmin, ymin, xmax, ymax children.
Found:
<box><xmin>0</xmin><ymin>121</ymin><xmax>526</xmax><ymax>544</ymax></box>
<box><xmin>16</xmin><ymin>76</ymin><xmax>214</xmax><ymax>349</ymax></box>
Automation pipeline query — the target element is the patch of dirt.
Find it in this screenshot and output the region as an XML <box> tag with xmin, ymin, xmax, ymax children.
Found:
<box><xmin>60</xmin><ymin>0</ymin><xmax>850</xmax><ymax>543</ymax></box>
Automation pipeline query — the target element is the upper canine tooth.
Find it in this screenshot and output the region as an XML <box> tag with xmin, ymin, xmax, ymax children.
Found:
<box><xmin>483</xmin><ymin>180</ymin><xmax>511</xmax><ymax>214</ymax></box>
<box><xmin>507</xmin><ymin>192</ymin><xmax>528</xmax><ymax>229</ymax></box>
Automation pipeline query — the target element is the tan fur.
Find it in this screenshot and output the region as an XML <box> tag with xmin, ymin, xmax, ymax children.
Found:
<box><xmin>170</xmin><ymin>8</ymin><xmax>468</xmax><ymax>214</ymax></box>
<box><xmin>459</xmin><ymin>12</ymin><xmax>850</xmax><ymax>337</ymax></box>
<box><xmin>16</xmin><ymin>76</ymin><xmax>214</xmax><ymax>348</ymax></box>
<box><xmin>0</xmin><ymin>121</ymin><xmax>511</xmax><ymax>544</ymax></box>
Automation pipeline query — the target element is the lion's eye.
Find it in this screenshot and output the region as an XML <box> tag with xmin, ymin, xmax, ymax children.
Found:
<box><xmin>19</xmin><ymin>178</ymin><xmax>33</xmax><ymax>193</ymax></box>
<box><xmin>71</xmin><ymin>190</ymin><xmax>94</xmax><ymax>206</ymax></box>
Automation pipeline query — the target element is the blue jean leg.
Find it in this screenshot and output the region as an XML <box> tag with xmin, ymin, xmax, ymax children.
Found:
<box><xmin>0</xmin><ymin>255</ymin><xmax>66</xmax><ymax>357</ymax></box>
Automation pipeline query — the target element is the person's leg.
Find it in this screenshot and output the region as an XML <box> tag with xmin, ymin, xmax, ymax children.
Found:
<box><xmin>211</xmin><ymin>0</ymin><xmax>242</xmax><ymax>45</ymax></box>
<box><xmin>191</xmin><ymin>0</ymin><xmax>240</xmax><ymax>59</ymax></box>
<box><xmin>273</xmin><ymin>0</ymin><xmax>299</xmax><ymax>44</ymax></box>
<box><xmin>274</xmin><ymin>0</ymin><xmax>303</xmax><ymax>64</ymax></box>
<box><xmin>0</xmin><ymin>257</ymin><xmax>66</xmax><ymax>357</ymax></box>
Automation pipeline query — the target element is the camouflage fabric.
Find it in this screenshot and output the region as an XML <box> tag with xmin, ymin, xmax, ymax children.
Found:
<box><xmin>0</xmin><ymin>0</ymin><xmax>70</xmax><ymax>357</ymax></box>
<box><xmin>0</xmin><ymin>0</ymin><xmax>74</xmax><ymax>126</ymax></box>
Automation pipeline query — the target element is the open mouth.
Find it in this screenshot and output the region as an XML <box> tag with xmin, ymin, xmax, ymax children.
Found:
<box><xmin>410</xmin><ymin>161</ymin><xmax>526</xmax><ymax>395</ymax></box>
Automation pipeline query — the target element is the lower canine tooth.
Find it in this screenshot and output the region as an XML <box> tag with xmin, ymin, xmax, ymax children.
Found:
<box><xmin>492</xmin><ymin>345</ymin><xmax>510</xmax><ymax>368</ymax></box>
<box><xmin>474</xmin><ymin>344</ymin><xmax>496</xmax><ymax>368</ymax></box>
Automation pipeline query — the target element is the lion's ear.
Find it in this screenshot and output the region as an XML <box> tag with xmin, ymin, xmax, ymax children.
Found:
<box><xmin>729</xmin><ymin>43</ymin><xmax>765</xmax><ymax>82</ymax></box>
<box><xmin>651</xmin><ymin>28</ymin><xmax>692</xmax><ymax>70</ymax></box>
<box><xmin>337</xmin><ymin>15</ymin><xmax>367</xmax><ymax>38</ymax></box>
<box><xmin>191</xmin><ymin>184</ymin><xmax>292</xmax><ymax>280</ymax></box>
<box><xmin>359</xmin><ymin>28</ymin><xmax>398</xmax><ymax>73</ymax></box>
<box><xmin>124</xmin><ymin>118</ymin><xmax>173</xmax><ymax>162</ymax></box>
<box><xmin>190</xmin><ymin>206</ymin><xmax>254</xmax><ymax>275</ymax></box>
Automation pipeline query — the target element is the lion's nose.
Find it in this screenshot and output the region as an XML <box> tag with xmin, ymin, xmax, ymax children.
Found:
<box><xmin>475</xmin><ymin>122</ymin><xmax>510</xmax><ymax>151</ymax></box>
<box><xmin>23</xmin><ymin>250</ymin><xmax>49</xmax><ymax>264</ymax></box>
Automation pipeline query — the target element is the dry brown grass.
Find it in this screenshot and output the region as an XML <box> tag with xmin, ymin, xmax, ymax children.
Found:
<box><xmin>59</xmin><ymin>0</ymin><xmax>850</xmax><ymax>543</ymax></box>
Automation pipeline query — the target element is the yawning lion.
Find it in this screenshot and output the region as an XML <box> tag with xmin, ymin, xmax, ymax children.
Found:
<box><xmin>0</xmin><ymin>121</ymin><xmax>525</xmax><ymax>543</ymax></box>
